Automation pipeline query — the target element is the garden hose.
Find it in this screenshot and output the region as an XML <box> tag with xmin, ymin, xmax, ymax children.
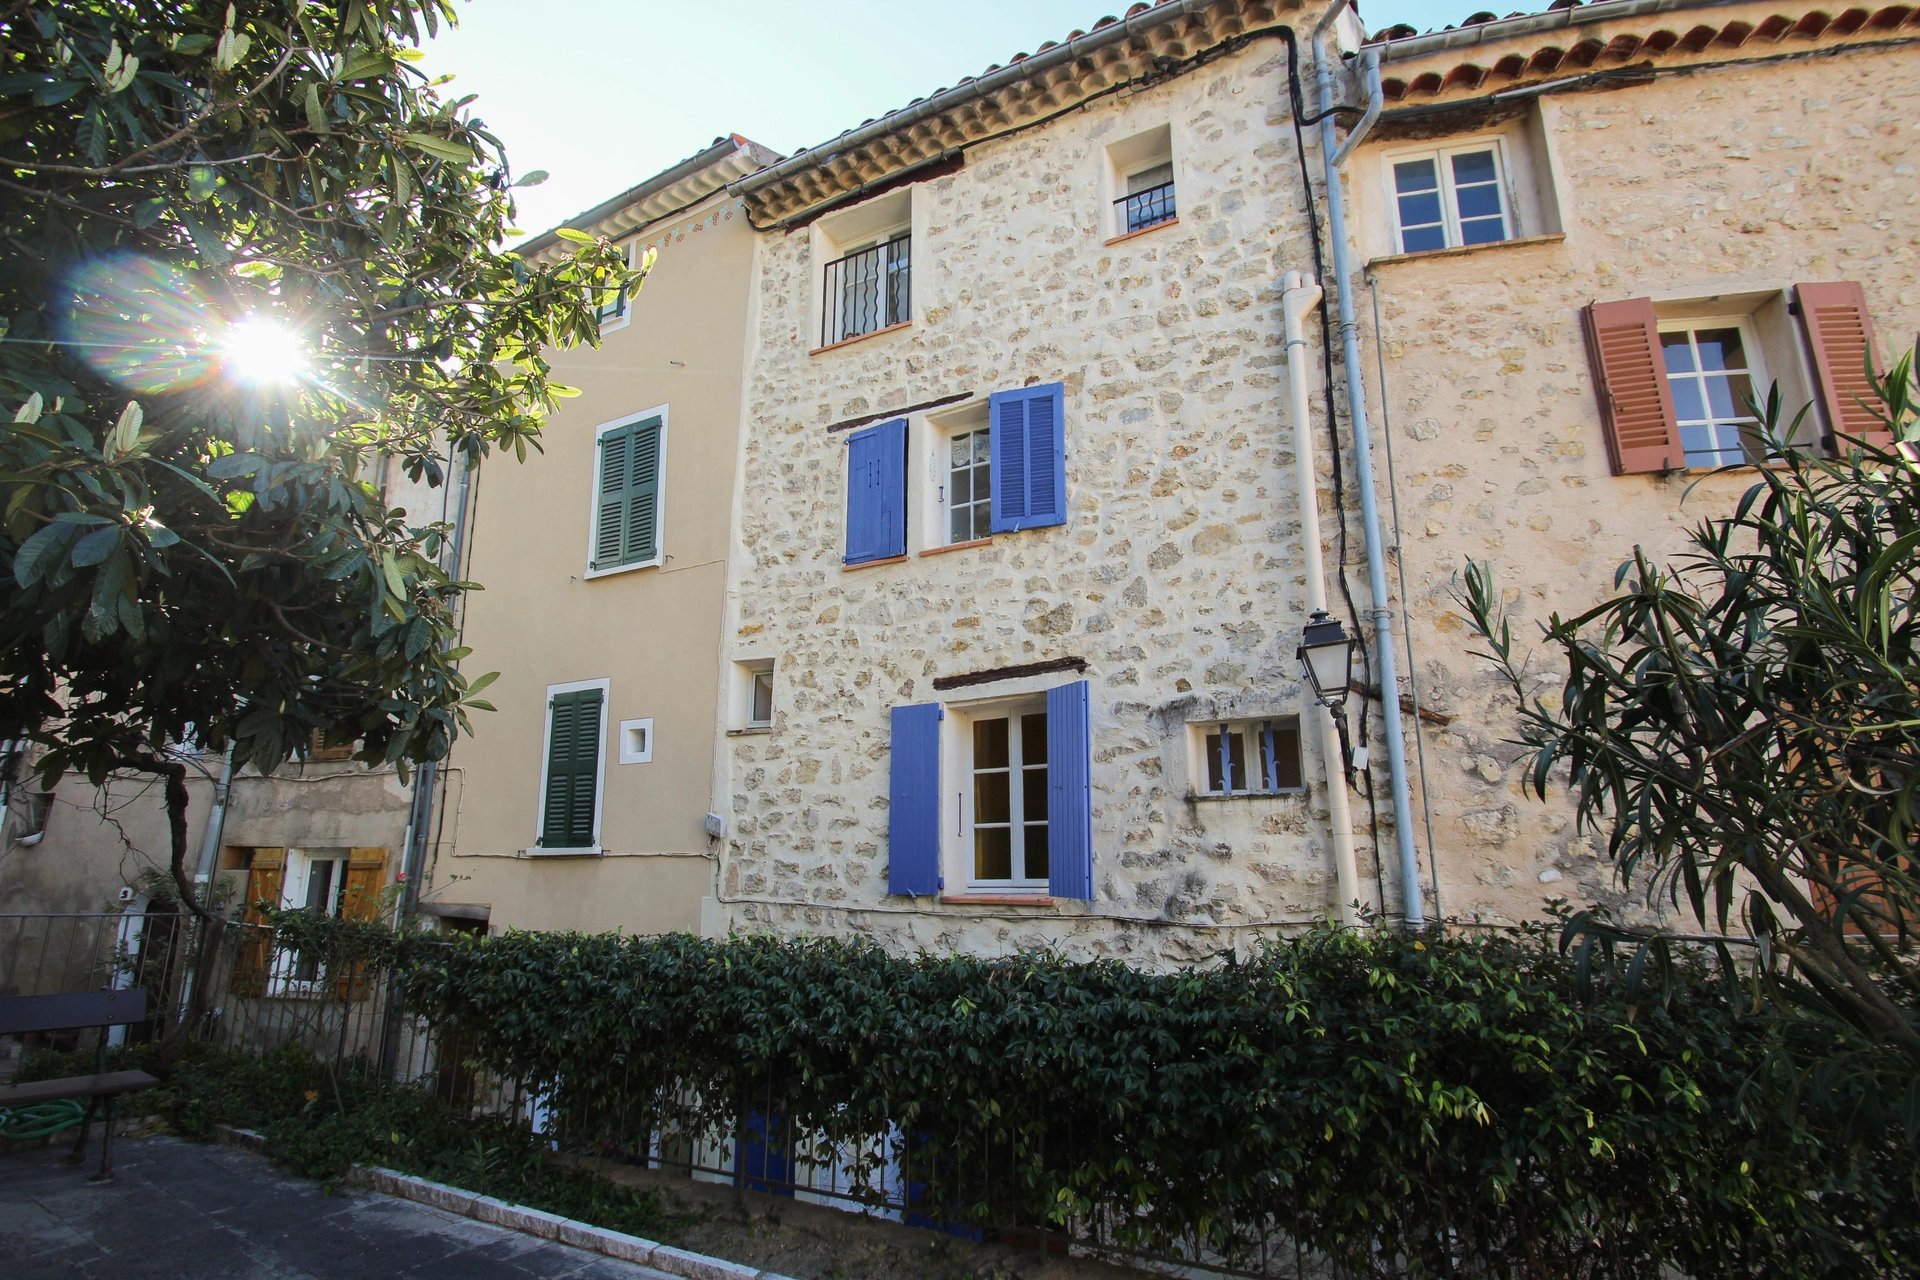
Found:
<box><xmin>0</xmin><ymin>1098</ymin><xmax>87</xmax><ymax>1141</ymax></box>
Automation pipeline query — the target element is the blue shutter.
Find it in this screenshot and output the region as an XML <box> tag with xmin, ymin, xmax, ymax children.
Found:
<box><xmin>989</xmin><ymin>382</ymin><xmax>1066</xmax><ymax>533</ymax></box>
<box><xmin>1046</xmin><ymin>680</ymin><xmax>1093</xmax><ymax>900</ymax></box>
<box><xmin>889</xmin><ymin>703</ymin><xmax>942</xmax><ymax>895</ymax></box>
<box><xmin>844</xmin><ymin>418</ymin><xmax>907</xmax><ymax>565</ymax></box>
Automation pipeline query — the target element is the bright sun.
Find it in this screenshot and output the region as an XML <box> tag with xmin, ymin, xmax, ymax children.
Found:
<box><xmin>221</xmin><ymin>318</ymin><xmax>306</xmax><ymax>386</ymax></box>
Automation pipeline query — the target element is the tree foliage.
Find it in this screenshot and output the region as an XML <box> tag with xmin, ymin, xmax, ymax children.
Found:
<box><xmin>1462</xmin><ymin>355</ymin><xmax>1920</xmax><ymax>1081</ymax></box>
<box><xmin>0</xmin><ymin>2</ymin><xmax>633</xmax><ymax>897</ymax></box>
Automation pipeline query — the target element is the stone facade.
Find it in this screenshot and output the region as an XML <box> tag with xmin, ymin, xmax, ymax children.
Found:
<box><xmin>1357</xmin><ymin>18</ymin><xmax>1920</xmax><ymax>924</ymax></box>
<box><xmin>717</xmin><ymin>38</ymin><xmax>1380</xmax><ymax>964</ymax></box>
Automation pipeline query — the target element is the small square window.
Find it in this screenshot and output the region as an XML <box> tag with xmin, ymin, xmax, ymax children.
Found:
<box><xmin>1388</xmin><ymin>142</ymin><xmax>1512</xmax><ymax>254</ymax></box>
<box><xmin>1195</xmin><ymin>719</ymin><xmax>1304</xmax><ymax>797</ymax></box>
<box><xmin>735</xmin><ymin>660</ymin><xmax>775</xmax><ymax>730</ymax></box>
<box><xmin>618</xmin><ymin>718</ymin><xmax>654</xmax><ymax>765</ymax></box>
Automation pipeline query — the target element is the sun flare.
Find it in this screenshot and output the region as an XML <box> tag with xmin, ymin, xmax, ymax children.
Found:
<box><xmin>221</xmin><ymin>318</ymin><xmax>307</xmax><ymax>386</ymax></box>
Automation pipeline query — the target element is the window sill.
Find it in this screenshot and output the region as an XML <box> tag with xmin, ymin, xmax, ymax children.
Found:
<box><xmin>1105</xmin><ymin>217</ymin><xmax>1179</xmax><ymax>247</ymax></box>
<box><xmin>520</xmin><ymin>845</ymin><xmax>603</xmax><ymax>859</ymax></box>
<box><xmin>918</xmin><ymin>537</ymin><xmax>993</xmax><ymax>558</ymax></box>
<box><xmin>940</xmin><ymin>893</ymin><xmax>1058</xmax><ymax>907</ymax></box>
<box><xmin>584</xmin><ymin>557</ymin><xmax>662</xmax><ymax>581</ymax></box>
<box><xmin>727</xmin><ymin>725</ymin><xmax>772</xmax><ymax>737</ymax></box>
<box><xmin>811</xmin><ymin>320</ymin><xmax>912</xmax><ymax>356</ymax></box>
<box><xmin>1186</xmin><ymin>790</ymin><xmax>1307</xmax><ymax>803</ymax></box>
<box><xmin>843</xmin><ymin>553</ymin><xmax>908</xmax><ymax>572</ymax></box>
<box><xmin>1366</xmin><ymin>232</ymin><xmax>1566</xmax><ymax>268</ymax></box>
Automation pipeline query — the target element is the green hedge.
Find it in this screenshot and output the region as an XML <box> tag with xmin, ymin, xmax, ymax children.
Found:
<box><xmin>280</xmin><ymin>919</ymin><xmax>1913</xmax><ymax>1277</ymax></box>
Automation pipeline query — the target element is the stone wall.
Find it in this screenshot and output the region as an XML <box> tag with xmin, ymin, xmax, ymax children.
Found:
<box><xmin>1361</xmin><ymin>41</ymin><xmax>1920</xmax><ymax>925</ymax></box>
<box><xmin>718</xmin><ymin>42</ymin><xmax>1387</xmax><ymax>965</ymax></box>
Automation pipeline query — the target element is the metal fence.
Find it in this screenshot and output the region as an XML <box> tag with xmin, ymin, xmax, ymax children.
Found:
<box><xmin>0</xmin><ymin>911</ymin><xmax>1312</xmax><ymax>1278</ymax></box>
<box><xmin>820</xmin><ymin>233</ymin><xmax>911</xmax><ymax>347</ymax></box>
<box><xmin>1116</xmin><ymin>181</ymin><xmax>1176</xmax><ymax>235</ymax></box>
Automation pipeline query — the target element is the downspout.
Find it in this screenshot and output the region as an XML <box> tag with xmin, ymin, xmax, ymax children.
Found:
<box><xmin>400</xmin><ymin>443</ymin><xmax>475</xmax><ymax>919</ymax></box>
<box><xmin>191</xmin><ymin>745</ymin><xmax>236</xmax><ymax>889</ymax></box>
<box><xmin>1312</xmin><ymin>7</ymin><xmax>1426</xmax><ymax>926</ymax></box>
<box><xmin>1283</xmin><ymin>272</ymin><xmax>1362</xmax><ymax>927</ymax></box>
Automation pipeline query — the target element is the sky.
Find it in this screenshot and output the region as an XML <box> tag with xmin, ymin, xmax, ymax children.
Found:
<box><xmin>417</xmin><ymin>0</ymin><xmax>1500</xmax><ymax>236</ymax></box>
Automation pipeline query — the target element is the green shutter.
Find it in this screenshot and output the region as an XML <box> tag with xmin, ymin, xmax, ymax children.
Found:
<box><xmin>593</xmin><ymin>418</ymin><xmax>662</xmax><ymax>570</ymax></box>
<box><xmin>539</xmin><ymin>688</ymin><xmax>603</xmax><ymax>848</ymax></box>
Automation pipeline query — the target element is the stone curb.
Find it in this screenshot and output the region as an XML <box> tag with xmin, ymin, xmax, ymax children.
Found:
<box><xmin>210</xmin><ymin>1125</ymin><xmax>794</xmax><ymax>1280</ymax></box>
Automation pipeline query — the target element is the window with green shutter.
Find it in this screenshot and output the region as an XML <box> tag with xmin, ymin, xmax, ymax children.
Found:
<box><xmin>539</xmin><ymin>685</ymin><xmax>604</xmax><ymax>848</ymax></box>
<box><xmin>591</xmin><ymin>413</ymin><xmax>663</xmax><ymax>573</ymax></box>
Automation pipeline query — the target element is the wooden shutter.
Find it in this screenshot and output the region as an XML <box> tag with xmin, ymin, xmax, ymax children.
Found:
<box><xmin>844</xmin><ymin>418</ymin><xmax>907</xmax><ymax>564</ymax></box>
<box><xmin>230</xmin><ymin>847</ymin><xmax>285</xmax><ymax>995</ymax></box>
<box><xmin>888</xmin><ymin>703</ymin><xmax>943</xmax><ymax>895</ymax></box>
<box><xmin>539</xmin><ymin>689</ymin><xmax>603</xmax><ymax>848</ymax></box>
<box><xmin>989</xmin><ymin>383</ymin><xmax>1067</xmax><ymax>532</ymax></box>
<box><xmin>1582</xmin><ymin>298</ymin><xmax>1684</xmax><ymax>475</ymax></box>
<box><xmin>1795</xmin><ymin>282</ymin><xmax>1888</xmax><ymax>449</ymax></box>
<box><xmin>336</xmin><ymin>848</ymin><xmax>389</xmax><ymax>1000</ymax></box>
<box><xmin>593</xmin><ymin>419</ymin><xmax>662</xmax><ymax>570</ymax></box>
<box><xmin>1045</xmin><ymin>681</ymin><xmax>1093</xmax><ymax>901</ymax></box>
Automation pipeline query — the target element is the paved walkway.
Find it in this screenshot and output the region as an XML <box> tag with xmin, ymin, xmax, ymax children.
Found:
<box><xmin>0</xmin><ymin>1134</ymin><xmax>675</xmax><ymax>1279</ymax></box>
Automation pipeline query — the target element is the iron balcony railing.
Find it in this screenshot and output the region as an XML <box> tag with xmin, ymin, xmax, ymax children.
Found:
<box><xmin>821</xmin><ymin>233</ymin><xmax>910</xmax><ymax>347</ymax></box>
<box><xmin>1116</xmin><ymin>180</ymin><xmax>1176</xmax><ymax>235</ymax></box>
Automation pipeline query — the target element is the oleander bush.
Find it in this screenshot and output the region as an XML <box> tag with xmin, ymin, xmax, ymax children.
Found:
<box><xmin>262</xmin><ymin>919</ymin><xmax>1920</xmax><ymax>1278</ymax></box>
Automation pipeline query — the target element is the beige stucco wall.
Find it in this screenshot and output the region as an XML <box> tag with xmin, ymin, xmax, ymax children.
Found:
<box><xmin>433</xmin><ymin>189</ymin><xmax>756</xmax><ymax>936</ymax></box>
<box><xmin>1357</xmin><ymin>33</ymin><xmax>1920</xmax><ymax>924</ymax></box>
<box><xmin>718</xmin><ymin>40</ymin><xmax>1383</xmax><ymax>967</ymax></box>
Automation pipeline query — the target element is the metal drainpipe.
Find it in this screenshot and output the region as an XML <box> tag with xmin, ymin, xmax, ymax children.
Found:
<box><xmin>399</xmin><ymin>444</ymin><xmax>474</xmax><ymax>919</ymax></box>
<box><xmin>1282</xmin><ymin>271</ymin><xmax>1362</xmax><ymax>926</ymax></box>
<box><xmin>1312</xmin><ymin>8</ymin><xmax>1425</xmax><ymax>926</ymax></box>
<box><xmin>191</xmin><ymin>744</ymin><xmax>237</xmax><ymax>888</ymax></box>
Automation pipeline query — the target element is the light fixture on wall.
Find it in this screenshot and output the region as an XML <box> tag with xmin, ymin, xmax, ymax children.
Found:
<box><xmin>1298</xmin><ymin>610</ymin><xmax>1355</xmax><ymax>709</ymax></box>
<box><xmin>1298</xmin><ymin>609</ymin><xmax>1360</xmax><ymax>783</ymax></box>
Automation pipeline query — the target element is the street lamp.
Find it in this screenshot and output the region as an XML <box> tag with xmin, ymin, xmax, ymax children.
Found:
<box><xmin>1298</xmin><ymin>609</ymin><xmax>1360</xmax><ymax>783</ymax></box>
<box><xmin>1297</xmin><ymin>609</ymin><xmax>1355</xmax><ymax>709</ymax></box>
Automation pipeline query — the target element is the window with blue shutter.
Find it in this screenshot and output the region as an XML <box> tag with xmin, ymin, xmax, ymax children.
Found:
<box><xmin>988</xmin><ymin>383</ymin><xmax>1066</xmax><ymax>534</ymax></box>
<box><xmin>591</xmin><ymin>415</ymin><xmax>662</xmax><ymax>572</ymax></box>
<box><xmin>888</xmin><ymin>703</ymin><xmax>943</xmax><ymax>895</ymax></box>
<box><xmin>1046</xmin><ymin>679</ymin><xmax>1093</xmax><ymax>901</ymax></box>
<box><xmin>539</xmin><ymin>687</ymin><xmax>604</xmax><ymax>848</ymax></box>
<box><xmin>844</xmin><ymin>417</ymin><xmax>907</xmax><ymax>565</ymax></box>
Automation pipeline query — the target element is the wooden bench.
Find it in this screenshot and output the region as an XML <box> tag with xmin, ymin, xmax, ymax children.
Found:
<box><xmin>0</xmin><ymin>989</ymin><xmax>161</xmax><ymax>1181</ymax></box>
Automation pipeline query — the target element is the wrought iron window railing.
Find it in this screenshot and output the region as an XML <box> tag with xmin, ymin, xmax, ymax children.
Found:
<box><xmin>1116</xmin><ymin>180</ymin><xmax>1176</xmax><ymax>235</ymax></box>
<box><xmin>821</xmin><ymin>233</ymin><xmax>911</xmax><ymax>347</ymax></box>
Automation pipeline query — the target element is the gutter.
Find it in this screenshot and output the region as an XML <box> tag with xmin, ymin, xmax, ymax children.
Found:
<box><xmin>522</xmin><ymin>136</ymin><xmax>765</xmax><ymax>257</ymax></box>
<box><xmin>1367</xmin><ymin>0</ymin><xmax>1753</xmax><ymax>60</ymax></box>
<box><xmin>1313</xmin><ymin>3</ymin><xmax>1426</xmax><ymax>926</ymax></box>
<box><xmin>729</xmin><ymin>0</ymin><xmax>1227</xmax><ymax>201</ymax></box>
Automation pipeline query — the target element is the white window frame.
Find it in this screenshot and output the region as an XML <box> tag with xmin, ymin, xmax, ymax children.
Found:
<box><xmin>813</xmin><ymin>188</ymin><xmax>914</xmax><ymax>349</ymax></box>
<box><xmin>594</xmin><ymin>241</ymin><xmax>636</xmax><ymax>334</ymax></box>
<box><xmin>952</xmin><ymin>697</ymin><xmax>1052</xmax><ymax>895</ymax></box>
<box><xmin>1383</xmin><ymin>138</ymin><xmax>1515</xmax><ymax>254</ymax></box>
<box><xmin>1655</xmin><ymin>315</ymin><xmax>1775</xmax><ymax>469</ymax></box>
<box><xmin>618</xmin><ymin>717</ymin><xmax>654</xmax><ymax>765</ymax></box>
<box><xmin>529</xmin><ymin>676</ymin><xmax>610</xmax><ymax>856</ymax></box>
<box><xmin>1103</xmin><ymin>124</ymin><xmax>1176</xmax><ymax>241</ymax></box>
<box><xmin>583</xmin><ymin>404</ymin><xmax>669</xmax><ymax>580</ymax></box>
<box><xmin>940</xmin><ymin>422</ymin><xmax>992</xmax><ymax>547</ymax></box>
<box><xmin>268</xmin><ymin>848</ymin><xmax>350</xmax><ymax>996</ymax></box>
<box><xmin>731</xmin><ymin>659</ymin><xmax>775</xmax><ymax>731</ymax></box>
<box><xmin>1190</xmin><ymin>718</ymin><xmax>1307</xmax><ymax>798</ymax></box>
